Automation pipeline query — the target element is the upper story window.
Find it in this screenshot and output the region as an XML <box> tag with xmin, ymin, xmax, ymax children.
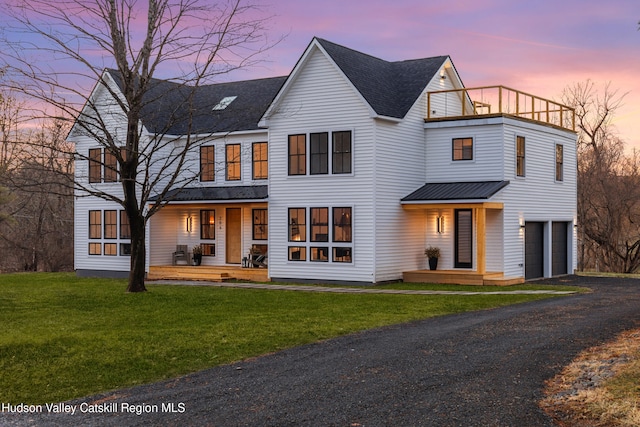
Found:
<box><xmin>200</xmin><ymin>146</ymin><xmax>215</xmax><ymax>182</ymax></box>
<box><xmin>252</xmin><ymin>142</ymin><xmax>268</xmax><ymax>180</ymax></box>
<box><xmin>288</xmin><ymin>130</ymin><xmax>352</xmax><ymax>176</ymax></box>
<box><xmin>310</xmin><ymin>132</ymin><xmax>328</xmax><ymax>175</ymax></box>
<box><xmin>555</xmin><ymin>144</ymin><xmax>564</xmax><ymax>181</ymax></box>
<box><xmin>332</xmin><ymin>131</ymin><xmax>352</xmax><ymax>174</ymax></box>
<box><xmin>226</xmin><ymin>144</ymin><xmax>241</xmax><ymax>181</ymax></box>
<box><xmin>288</xmin><ymin>135</ymin><xmax>306</xmax><ymax>175</ymax></box>
<box><xmin>452</xmin><ymin>137</ymin><xmax>473</xmax><ymax>161</ymax></box>
<box><xmin>516</xmin><ymin>136</ymin><xmax>525</xmax><ymax>177</ymax></box>
<box><xmin>104</xmin><ymin>150</ymin><xmax>118</xmax><ymax>182</ymax></box>
<box><xmin>88</xmin><ymin>148</ymin><xmax>102</xmax><ymax>183</ymax></box>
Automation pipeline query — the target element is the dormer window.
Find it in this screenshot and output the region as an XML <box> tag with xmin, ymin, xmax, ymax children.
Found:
<box><xmin>212</xmin><ymin>96</ymin><xmax>237</xmax><ymax>111</ymax></box>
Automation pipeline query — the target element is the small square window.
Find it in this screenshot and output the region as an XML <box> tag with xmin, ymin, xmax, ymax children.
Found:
<box><xmin>452</xmin><ymin>138</ymin><xmax>473</xmax><ymax>161</ymax></box>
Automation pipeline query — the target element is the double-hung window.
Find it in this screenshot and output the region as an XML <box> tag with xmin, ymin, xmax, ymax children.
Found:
<box><xmin>252</xmin><ymin>142</ymin><xmax>268</xmax><ymax>180</ymax></box>
<box><xmin>332</xmin><ymin>131</ymin><xmax>352</xmax><ymax>174</ymax></box>
<box><xmin>200</xmin><ymin>146</ymin><xmax>215</xmax><ymax>182</ymax></box>
<box><xmin>226</xmin><ymin>144</ymin><xmax>241</xmax><ymax>181</ymax></box>
<box><xmin>310</xmin><ymin>133</ymin><xmax>328</xmax><ymax>175</ymax></box>
<box><xmin>288</xmin><ymin>135</ymin><xmax>306</xmax><ymax>175</ymax></box>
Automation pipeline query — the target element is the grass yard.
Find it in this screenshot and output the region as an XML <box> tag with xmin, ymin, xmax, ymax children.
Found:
<box><xmin>0</xmin><ymin>272</ymin><xmax>582</xmax><ymax>404</ymax></box>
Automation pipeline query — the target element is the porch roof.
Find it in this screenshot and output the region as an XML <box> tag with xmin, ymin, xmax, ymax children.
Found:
<box><xmin>152</xmin><ymin>185</ymin><xmax>268</xmax><ymax>203</ymax></box>
<box><xmin>401</xmin><ymin>180</ymin><xmax>509</xmax><ymax>203</ymax></box>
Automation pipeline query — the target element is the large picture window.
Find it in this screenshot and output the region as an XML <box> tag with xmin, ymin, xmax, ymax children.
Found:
<box><xmin>226</xmin><ymin>144</ymin><xmax>241</xmax><ymax>181</ymax></box>
<box><xmin>288</xmin><ymin>134</ymin><xmax>306</xmax><ymax>175</ymax></box>
<box><xmin>287</xmin><ymin>206</ymin><xmax>353</xmax><ymax>263</ymax></box>
<box><xmin>88</xmin><ymin>209</ymin><xmax>130</xmax><ymax>256</ymax></box>
<box><xmin>452</xmin><ymin>137</ymin><xmax>473</xmax><ymax>161</ymax></box>
<box><xmin>200</xmin><ymin>210</ymin><xmax>215</xmax><ymax>240</ymax></box>
<box><xmin>200</xmin><ymin>146</ymin><xmax>215</xmax><ymax>182</ymax></box>
<box><xmin>252</xmin><ymin>142</ymin><xmax>268</xmax><ymax>180</ymax></box>
<box><xmin>332</xmin><ymin>131</ymin><xmax>352</xmax><ymax>174</ymax></box>
<box><xmin>310</xmin><ymin>132</ymin><xmax>328</xmax><ymax>175</ymax></box>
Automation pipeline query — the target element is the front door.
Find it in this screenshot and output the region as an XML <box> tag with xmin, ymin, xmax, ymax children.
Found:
<box><xmin>226</xmin><ymin>208</ymin><xmax>242</xmax><ymax>264</ymax></box>
<box><xmin>455</xmin><ymin>209</ymin><xmax>473</xmax><ymax>268</ymax></box>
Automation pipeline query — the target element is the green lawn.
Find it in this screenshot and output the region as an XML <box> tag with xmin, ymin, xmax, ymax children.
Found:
<box><xmin>0</xmin><ymin>273</ymin><xmax>582</xmax><ymax>404</ymax></box>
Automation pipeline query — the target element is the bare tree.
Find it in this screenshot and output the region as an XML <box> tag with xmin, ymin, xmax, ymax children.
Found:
<box><xmin>0</xmin><ymin>0</ymin><xmax>278</xmax><ymax>291</ymax></box>
<box><xmin>562</xmin><ymin>80</ymin><xmax>640</xmax><ymax>273</ymax></box>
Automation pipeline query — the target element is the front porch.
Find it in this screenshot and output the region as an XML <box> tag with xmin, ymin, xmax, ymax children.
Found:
<box><xmin>148</xmin><ymin>265</ymin><xmax>269</xmax><ymax>282</ymax></box>
<box><xmin>403</xmin><ymin>269</ymin><xmax>524</xmax><ymax>286</ymax></box>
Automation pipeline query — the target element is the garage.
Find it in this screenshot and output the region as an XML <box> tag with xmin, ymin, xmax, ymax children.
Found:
<box><xmin>552</xmin><ymin>222</ymin><xmax>569</xmax><ymax>276</ymax></box>
<box><xmin>525</xmin><ymin>222</ymin><xmax>544</xmax><ymax>279</ymax></box>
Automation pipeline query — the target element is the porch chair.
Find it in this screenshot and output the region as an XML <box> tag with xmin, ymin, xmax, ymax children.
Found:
<box><xmin>172</xmin><ymin>245</ymin><xmax>189</xmax><ymax>265</ymax></box>
<box><xmin>251</xmin><ymin>254</ymin><xmax>268</xmax><ymax>268</ymax></box>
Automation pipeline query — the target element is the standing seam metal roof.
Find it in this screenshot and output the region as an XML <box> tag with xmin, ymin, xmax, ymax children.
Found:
<box><xmin>401</xmin><ymin>181</ymin><xmax>510</xmax><ymax>202</ymax></box>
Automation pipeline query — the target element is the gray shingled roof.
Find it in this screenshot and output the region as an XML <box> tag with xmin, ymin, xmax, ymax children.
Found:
<box><xmin>151</xmin><ymin>185</ymin><xmax>268</xmax><ymax>202</ymax></box>
<box><xmin>107</xmin><ymin>71</ymin><xmax>286</xmax><ymax>134</ymax></box>
<box><xmin>106</xmin><ymin>38</ymin><xmax>448</xmax><ymax>134</ymax></box>
<box><xmin>316</xmin><ymin>38</ymin><xmax>448</xmax><ymax>119</ymax></box>
<box><xmin>401</xmin><ymin>181</ymin><xmax>509</xmax><ymax>202</ymax></box>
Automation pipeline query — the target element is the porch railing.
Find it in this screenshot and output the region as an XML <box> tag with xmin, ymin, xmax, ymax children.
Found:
<box><xmin>426</xmin><ymin>85</ymin><xmax>575</xmax><ymax>132</ymax></box>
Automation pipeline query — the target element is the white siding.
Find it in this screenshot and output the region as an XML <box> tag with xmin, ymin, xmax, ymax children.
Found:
<box><xmin>266</xmin><ymin>47</ymin><xmax>376</xmax><ymax>282</ymax></box>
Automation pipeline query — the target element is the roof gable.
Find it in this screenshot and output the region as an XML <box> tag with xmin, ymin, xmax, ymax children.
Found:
<box><xmin>315</xmin><ymin>38</ymin><xmax>448</xmax><ymax>119</ymax></box>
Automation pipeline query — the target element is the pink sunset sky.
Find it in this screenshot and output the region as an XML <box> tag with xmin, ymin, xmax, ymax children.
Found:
<box><xmin>228</xmin><ymin>0</ymin><xmax>640</xmax><ymax>150</ymax></box>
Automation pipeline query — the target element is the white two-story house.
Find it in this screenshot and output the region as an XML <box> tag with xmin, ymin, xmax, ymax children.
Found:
<box><xmin>71</xmin><ymin>37</ymin><xmax>577</xmax><ymax>285</ymax></box>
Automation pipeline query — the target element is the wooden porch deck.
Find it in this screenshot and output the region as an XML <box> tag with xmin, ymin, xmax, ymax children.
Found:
<box><xmin>403</xmin><ymin>270</ymin><xmax>524</xmax><ymax>286</ymax></box>
<box><xmin>147</xmin><ymin>265</ymin><xmax>269</xmax><ymax>282</ymax></box>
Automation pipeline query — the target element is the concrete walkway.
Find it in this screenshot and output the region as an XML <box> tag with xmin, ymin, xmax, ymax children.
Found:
<box><xmin>147</xmin><ymin>279</ymin><xmax>578</xmax><ymax>295</ymax></box>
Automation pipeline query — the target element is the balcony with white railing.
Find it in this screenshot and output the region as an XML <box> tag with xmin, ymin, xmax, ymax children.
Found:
<box><xmin>426</xmin><ymin>85</ymin><xmax>575</xmax><ymax>132</ymax></box>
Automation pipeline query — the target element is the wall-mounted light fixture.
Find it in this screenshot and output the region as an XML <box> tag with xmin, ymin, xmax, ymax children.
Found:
<box><xmin>186</xmin><ymin>215</ymin><xmax>193</xmax><ymax>233</ymax></box>
<box><xmin>436</xmin><ymin>216</ymin><xmax>445</xmax><ymax>234</ymax></box>
<box><xmin>440</xmin><ymin>70</ymin><xmax>447</xmax><ymax>80</ymax></box>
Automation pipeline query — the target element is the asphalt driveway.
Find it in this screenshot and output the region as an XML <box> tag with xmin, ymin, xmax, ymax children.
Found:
<box><xmin>3</xmin><ymin>275</ymin><xmax>640</xmax><ymax>426</ymax></box>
